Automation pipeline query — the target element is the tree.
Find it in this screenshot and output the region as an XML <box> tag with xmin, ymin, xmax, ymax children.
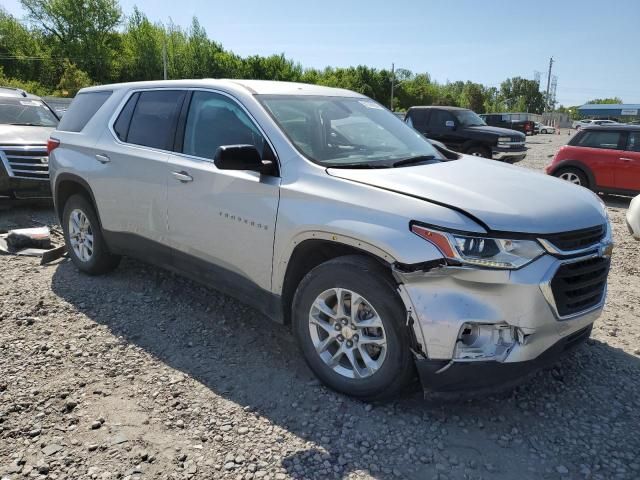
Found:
<box><xmin>56</xmin><ymin>59</ymin><xmax>92</xmax><ymax>96</ymax></box>
<box><xmin>586</xmin><ymin>97</ymin><xmax>623</xmax><ymax>104</ymax></box>
<box><xmin>20</xmin><ymin>0</ymin><xmax>122</xmax><ymax>82</ymax></box>
<box><xmin>499</xmin><ymin>77</ymin><xmax>545</xmax><ymax>113</ymax></box>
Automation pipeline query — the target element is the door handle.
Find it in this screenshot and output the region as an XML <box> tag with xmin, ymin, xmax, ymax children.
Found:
<box><xmin>172</xmin><ymin>171</ymin><xmax>193</xmax><ymax>183</ymax></box>
<box><xmin>620</xmin><ymin>157</ymin><xmax>633</xmax><ymax>162</ymax></box>
<box><xmin>95</xmin><ymin>154</ymin><xmax>110</xmax><ymax>164</ymax></box>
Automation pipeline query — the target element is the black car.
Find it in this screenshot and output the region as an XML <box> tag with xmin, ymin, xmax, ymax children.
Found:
<box><xmin>0</xmin><ymin>88</ymin><xmax>58</xmax><ymax>200</ymax></box>
<box><xmin>480</xmin><ymin>113</ymin><xmax>537</xmax><ymax>136</ymax></box>
<box><xmin>405</xmin><ymin>106</ymin><xmax>527</xmax><ymax>162</ymax></box>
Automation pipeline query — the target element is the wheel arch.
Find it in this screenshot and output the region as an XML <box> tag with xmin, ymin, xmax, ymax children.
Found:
<box><xmin>54</xmin><ymin>173</ymin><xmax>102</xmax><ymax>228</ymax></box>
<box><xmin>279</xmin><ymin>235</ymin><xmax>397</xmax><ymax>326</ymax></box>
<box><xmin>550</xmin><ymin>160</ymin><xmax>596</xmax><ymax>189</ymax></box>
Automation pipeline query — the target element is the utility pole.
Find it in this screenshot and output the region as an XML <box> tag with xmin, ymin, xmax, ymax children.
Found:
<box><xmin>162</xmin><ymin>42</ymin><xmax>168</xmax><ymax>80</ymax></box>
<box><xmin>390</xmin><ymin>63</ymin><xmax>395</xmax><ymax>111</ymax></box>
<box><xmin>544</xmin><ymin>56</ymin><xmax>554</xmax><ymax>112</ymax></box>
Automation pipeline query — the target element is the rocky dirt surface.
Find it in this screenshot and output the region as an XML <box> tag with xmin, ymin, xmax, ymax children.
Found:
<box><xmin>1</xmin><ymin>131</ymin><xmax>639</xmax><ymax>480</ymax></box>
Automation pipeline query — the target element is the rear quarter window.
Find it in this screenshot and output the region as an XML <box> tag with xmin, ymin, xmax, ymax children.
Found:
<box><xmin>57</xmin><ymin>91</ymin><xmax>112</xmax><ymax>132</ymax></box>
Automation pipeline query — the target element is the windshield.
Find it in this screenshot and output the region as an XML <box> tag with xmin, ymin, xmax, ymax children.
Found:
<box><xmin>453</xmin><ymin>109</ymin><xmax>486</xmax><ymax>127</ymax></box>
<box><xmin>0</xmin><ymin>98</ymin><xmax>59</xmax><ymax>127</ymax></box>
<box><xmin>258</xmin><ymin>95</ymin><xmax>442</xmax><ymax>167</ymax></box>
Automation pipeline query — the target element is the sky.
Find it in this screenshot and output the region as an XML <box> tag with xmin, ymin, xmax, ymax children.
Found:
<box><xmin>3</xmin><ymin>0</ymin><xmax>639</xmax><ymax>106</ymax></box>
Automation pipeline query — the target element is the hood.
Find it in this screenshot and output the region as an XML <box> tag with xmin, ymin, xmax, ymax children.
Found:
<box><xmin>327</xmin><ymin>157</ymin><xmax>606</xmax><ymax>235</ymax></box>
<box><xmin>0</xmin><ymin>125</ymin><xmax>55</xmax><ymax>145</ymax></box>
<box><xmin>465</xmin><ymin>125</ymin><xmax>525</xmax><ymax>138</ymax></box>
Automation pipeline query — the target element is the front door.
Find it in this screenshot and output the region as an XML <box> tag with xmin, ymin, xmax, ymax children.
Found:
<box><xmin>166</xmin><ymin>90</ymin><xmax>280</xmax><ymax>296</ymax></box>
<box><xmin>426</xmin><ymin>109</ymin><xmax>463</xmax><ymax>150</ymax></box>
<box><xmin>616</xmin><ymin>131</ymin><xmax>640</xmax><ymax>191</ymax></box>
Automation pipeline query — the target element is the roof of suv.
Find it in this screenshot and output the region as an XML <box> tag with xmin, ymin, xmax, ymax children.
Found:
<box><xmin>0</xmin><ymin>86</ymin><xmax>41</xmax><ymax>100</ymax></box>
<box><xmin>79</xmin><ymin>79</ymin><xmax>365</xmax><ymax>98</ymax></box>
<box><xmin>582</xmin><ymin>124</ymin><xmax>640</xmax><ymax>131</ymax></box>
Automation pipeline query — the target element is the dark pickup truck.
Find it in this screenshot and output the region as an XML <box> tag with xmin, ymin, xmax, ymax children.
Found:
<box><xmin>405</xmin><ymin>106</ymin><xmax>527</xmax><ymax>162</ymax></box>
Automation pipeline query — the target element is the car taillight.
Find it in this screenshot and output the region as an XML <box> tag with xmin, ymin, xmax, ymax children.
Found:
<box><xmin>47</xmin><ymin>138</ymin><xmax>60</xmax><ymax>154</ymax></box>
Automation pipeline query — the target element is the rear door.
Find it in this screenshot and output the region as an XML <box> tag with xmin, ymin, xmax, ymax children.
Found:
<box><xmin>166</xmin><ymin>89</ymin><xmax>280</xmax><ymax>293</ymax></box>
<box><xmin>617</xmin><ymin>130</ymin><xmax>640</xmax><ymax>191</ymax></box>
<box><xmin>92</xmin><ymin>89</ymin><xmax>186</xmax><ymax>245</ymax></box>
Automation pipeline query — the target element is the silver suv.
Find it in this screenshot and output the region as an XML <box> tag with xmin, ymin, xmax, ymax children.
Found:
<box><xmin>50</xmin><ymin>80</ymin><xmax>612</xmax><ymax>400</ymax></box>
<box><xmin>0</xmin><ymin>87</ymin><xmax>59</xmax><ymax>199</ymax></box>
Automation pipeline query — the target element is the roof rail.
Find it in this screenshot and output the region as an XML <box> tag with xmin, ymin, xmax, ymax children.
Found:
<box><xmin>0</xmin><ymin>86</ymin><xmax>28</xmax><ymax>97</ymax></box>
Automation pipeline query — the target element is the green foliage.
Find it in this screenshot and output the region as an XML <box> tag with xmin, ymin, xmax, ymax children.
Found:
<box><xmin>56</xmin><ymin>59</ymin><xmax>92</xmax><ymax>96</ymax></box>
<box><xmin>499</xmin><ymin>77</ymin><xmax>545</xmax><ymax>114</ymax></box>
<box><xmin>586</xmin><ymin>97</ymin><xmax>623</xmax><ymax>105</ymax></box>
<box><xmin>1</xmin><ymin>2</ymin><xmax>552</xmax><ymax>114</ymax></box>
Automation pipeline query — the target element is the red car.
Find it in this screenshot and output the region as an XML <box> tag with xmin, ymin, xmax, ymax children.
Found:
<box><xmin>546</xmin><ymin>125</ymin><xmax>640</xmax><ymax>195</ymax></box>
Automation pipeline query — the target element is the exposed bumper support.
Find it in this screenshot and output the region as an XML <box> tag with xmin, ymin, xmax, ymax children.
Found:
<box><xmin>416</xmin><ymin>324</ymin><xmax>592</xmax><ymax>395</ymax></box>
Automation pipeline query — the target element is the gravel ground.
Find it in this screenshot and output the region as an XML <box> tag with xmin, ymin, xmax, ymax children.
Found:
<box><xmin>1</xmin><ymin>131</ymin><xmax>639</xmax><ymax>480</ymax></box>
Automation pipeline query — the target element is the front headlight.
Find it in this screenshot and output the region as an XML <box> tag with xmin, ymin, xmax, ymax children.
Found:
<box><xmin>411</xmin><ymin>224</ymin><xmax>545</xmax><ymax>269</ymax></box>
<box><xmin>497</xmin><ymin>136</ymin><xmax>511</xmax><ymax>143</ymax></box>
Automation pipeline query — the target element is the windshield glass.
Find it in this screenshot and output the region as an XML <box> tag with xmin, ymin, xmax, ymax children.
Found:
<box><xmin>258</xmin><ymin>95</ymin><xmax>442</xmax><ymax>167</ymax></box>
<box><xmin>0</xmin><ymin>98</ymin><xmax>59</xmax><ymax>127</ymax></box>
<box><xmin>453</xmin><ymin>109</ymin><xmax>486</xmax><ymax>127</ymax></box>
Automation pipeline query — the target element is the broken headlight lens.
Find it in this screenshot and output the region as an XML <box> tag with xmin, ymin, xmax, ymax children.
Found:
<box><xmin>411</xmin><ymin>225</ymin><xmax>544</xmax><ymax>269</ymax></box>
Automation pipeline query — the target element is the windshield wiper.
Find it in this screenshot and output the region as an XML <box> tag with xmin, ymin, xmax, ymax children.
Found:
<box><xmin>325</xmin><ymin>162</ymin><xmax>391</xmax><ymax>169</ymax></box>
<box><xmin>9</xmin><ymin>122</ymin><xmax>46</xmax><ymax>126</ymax></box>
<box><xmin>392</xmin><ymin>155</ymin><xmax>437</xmax><ymax>167</ymax></box>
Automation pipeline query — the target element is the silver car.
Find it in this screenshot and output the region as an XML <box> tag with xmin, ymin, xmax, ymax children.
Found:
<box><xmin>49</xmin><ymin>80</ymin><xmax>612</xmax><ymax>400</ymax></box>
<box><xmin>0</xmin><ymin>87</ymin><xmax>59</xmax><ymax>199</ymax></box>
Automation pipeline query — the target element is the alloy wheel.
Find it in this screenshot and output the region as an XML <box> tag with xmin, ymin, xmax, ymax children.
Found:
<box><xmin>559</xmin><ymin>172</ymin><xmax>582</xmax><ymax>185</ymax></box>
<box><xmin>308</xmin><ymin>288</ymin><xmax>387</xmax><ymax>379</ymax></box>
<box><xmin>68</xmin><ymin>208</ymin><xmax>94</xmax><ymax>262</ymax></box>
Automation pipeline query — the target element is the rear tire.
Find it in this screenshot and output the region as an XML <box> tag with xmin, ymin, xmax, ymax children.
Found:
<box><xmin>554</xmin><ymin>167</ymin><xmax>589</xmax><ymax>189</ymax></box>
<box><xmin>292</xmin><ymin>255</ymin><xmax>415</xmax><ymax>401</ymax></box>
<box><xmin>62</xmin><ymin>194</ymin><xmax>120</xmax><ymax>275</ymax></box>
<box><xmin>466</xmin><ymin>145</ymin><xmax>491</xmax><ymax>158</ymax></box>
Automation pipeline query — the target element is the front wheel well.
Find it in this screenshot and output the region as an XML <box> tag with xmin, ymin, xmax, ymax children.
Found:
<box><xmin>281</xmin><ymin>240</ymin><xmax>393</xmax><ymax>325</ymax></box>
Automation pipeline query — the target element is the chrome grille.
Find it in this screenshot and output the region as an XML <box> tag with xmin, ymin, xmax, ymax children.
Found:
<box><xmin>0</xmin><ymin>145</ymin><xmax>49</xmax><ymax>181</ymax></box>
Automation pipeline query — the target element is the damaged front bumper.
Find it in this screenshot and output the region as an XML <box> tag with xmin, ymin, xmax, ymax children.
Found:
<box><xmin>395</xmin><ymin>251</ymin><xmax>608</xmax><ymax>394</ymax></box>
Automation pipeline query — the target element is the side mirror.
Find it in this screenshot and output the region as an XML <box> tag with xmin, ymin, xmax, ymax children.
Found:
<box><xmin>214</xmin><ymin>144</ymin><xmax>264</xmax><ymax>172</ymax></box>
<box><xmin>445</xmin><ymin>120</ymin><xmax>456</xmax><ymax>129</ymax></box>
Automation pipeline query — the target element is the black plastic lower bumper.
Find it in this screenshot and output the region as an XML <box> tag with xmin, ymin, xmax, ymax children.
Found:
<box><xmin>0</xmin><ymin>168</ymin><xmax>51</xmax><ymax>199</ymax></box>
<box><xmin>416</xmin><ymin>324</ymin><xmax>592</xmax><ymax>395</ymax></box>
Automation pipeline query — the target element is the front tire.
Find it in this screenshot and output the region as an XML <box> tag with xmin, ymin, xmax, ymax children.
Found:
<box><xmin>62</xmin><ymin>194</ymin><xmax>120</xmax><ymax>275</ymax></box>
<box><xmin>292</xmin><ymin>255</ymin><xmax>414</xmax><ymax>401</ymax></box>
<box><xmin>466</xmin><ymin>145</ymin><xmax>491</xmax><ymax>158</ymax></box>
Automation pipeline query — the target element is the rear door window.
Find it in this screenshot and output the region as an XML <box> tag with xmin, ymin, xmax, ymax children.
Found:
<box><xmin>577</xmin><ymin>130</ymin><xmax>624</xmax><ymax>150</ymax></box>
<box><xmin>408</xmin><ymin>109</ymin><xmax>428</xmax><ymax>129</ymax></box>
<box><xmin>126</xmin><ymin>90</ymin><xmax>186</xmax><ymax>150</ymax></box>
<box><xmin>57</xmin><ymin>91</ymin><xmax>112</xmax><ymax>132</ymax></box>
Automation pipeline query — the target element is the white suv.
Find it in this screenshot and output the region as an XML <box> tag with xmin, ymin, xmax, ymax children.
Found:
<box><xmin>49</xmin><ymin>80</ymin><xmax>612</xmax><ymax>399</ymax></box>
